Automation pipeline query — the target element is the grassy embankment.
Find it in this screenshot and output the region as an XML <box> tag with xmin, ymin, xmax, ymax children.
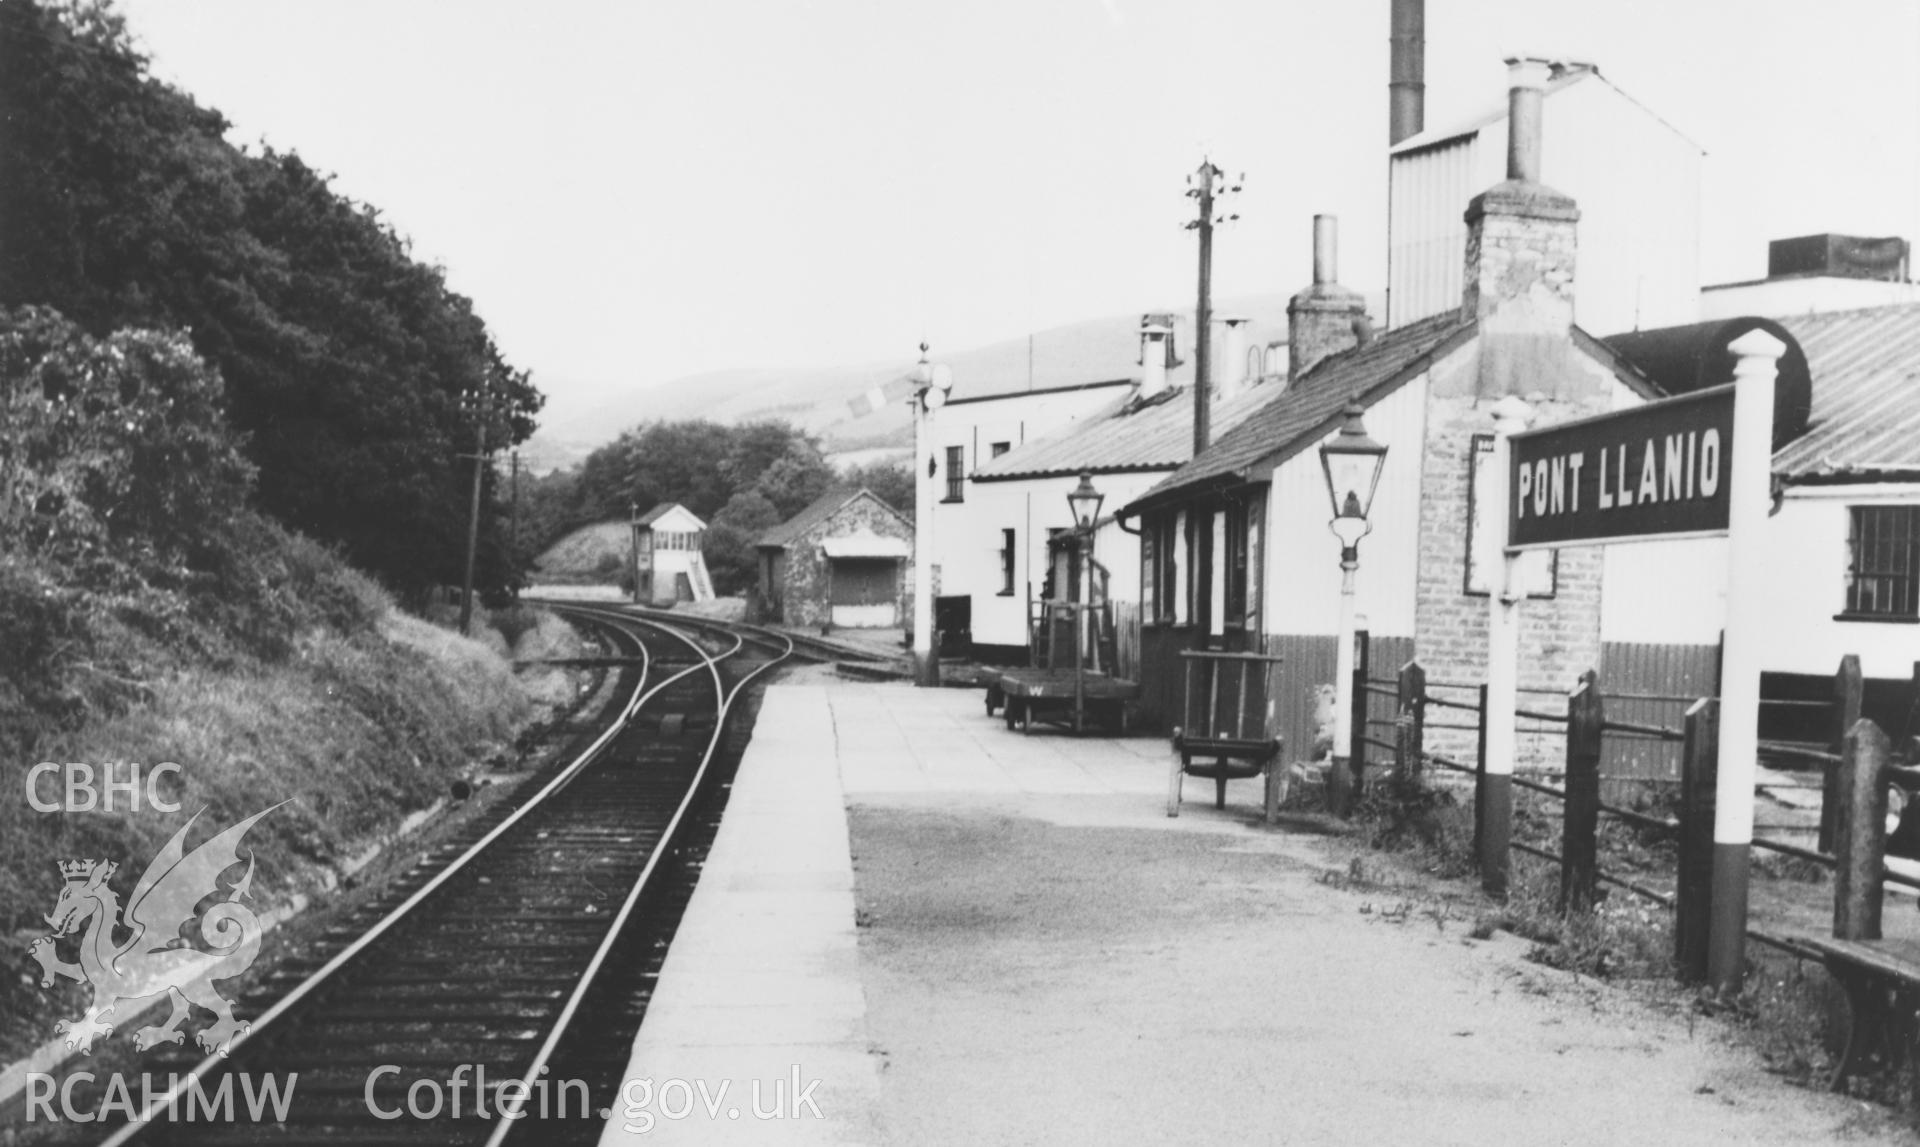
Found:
<box><xmin>0</xmin><ymin>534</ymin><xmax>590</xmax><ymax>1064</ymax></box>
<box><xmin>0</xmin><ymin>312</ymin><xmax>587</xmax><ymax>1066</ymax></box>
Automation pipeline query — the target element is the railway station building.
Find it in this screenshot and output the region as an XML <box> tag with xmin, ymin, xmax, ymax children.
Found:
<box><xmin>754</xmin><ymin>488</ymin><xmax>914</xmax><ymax>630</ymax></box>
<box><xmin>1117</xmin><ymin>59</ymin><xmax>1678</xmax><ymax>768</ymax></box>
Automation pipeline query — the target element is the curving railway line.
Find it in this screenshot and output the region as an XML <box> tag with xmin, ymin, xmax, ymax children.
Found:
<box><xmin>43</xmin><ymin>607</ymin><xmax>804</xmax><ymax>1147</ymax></box>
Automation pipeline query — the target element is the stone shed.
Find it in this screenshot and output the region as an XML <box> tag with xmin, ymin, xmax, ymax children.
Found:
<box><xmin>756</xmin><ymin>488</ymin><xmax>914</xmax><ymax>629</ymax></box>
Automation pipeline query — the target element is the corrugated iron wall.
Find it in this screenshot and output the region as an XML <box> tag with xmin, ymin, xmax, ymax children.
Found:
<box><xmin>1597</xmin><ymin>641</ymin><xmax>1720</xmax><ymax>781</ymax></box>
<box><xmin>1387</xmin><ymin>136</ymin><xmax>1479</xmax><ymax>329</ymax></box>
<box><xmin>1263</xmin><ymin>634</ymin><xmax>1335</xmax><ymax>762</ymax></box>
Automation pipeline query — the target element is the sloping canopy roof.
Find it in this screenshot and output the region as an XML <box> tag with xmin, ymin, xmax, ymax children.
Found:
<box><xmin>1123</xmin><ymin>312</ymin><xmax>1476</xmax><ymax>513</ymax></box>
<box><xmin>971</xmin><ymin>382</ymin><xmax>1283</xmax><ymax>483</ymax></box>
<box><xmin>1773</xmin><ymin>303</ymin><xmax>1920</xmax><ymax>482</ymax></box>
<box><xmin>822</xmin><ymin>535</ymin><xmax>912</xmax><ymax>558</ymax></box>
<box><xmin>757</xmin><ymin>488</ymin><xmax>909</xmax><ymax>548</ymax></box>
<box><xmin>635</xmin><ymin>502</ymin><xmax>706</xmax><ymax>530</ymax></box>
<box><xmin>1604</xmin><ymin>305</ymin><xmax>1920</xmax><ymax>482</ymax></box>
<box><xmin>1603</xmin><ymin>317</ymin><xmax>1813</xmax><ymax>448</ymax></box>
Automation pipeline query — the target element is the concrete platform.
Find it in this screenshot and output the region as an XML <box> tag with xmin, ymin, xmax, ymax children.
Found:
<box><xmin>598</xmin><ymin>685</ymin><xmax>883</xmax><ymax>1145</ymax></box>
<box><xmin>600</xmin><ymin>680</ymin><xmax>1914</xmax><ymax>1146</ymax></box>
<box><xmin>596</xmin><ymin>682</ymin><xmax>1207</xmax><ymax>1145</ymax></box>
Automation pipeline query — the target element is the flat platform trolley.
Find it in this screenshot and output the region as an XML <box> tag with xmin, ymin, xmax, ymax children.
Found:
<box><xmin>985</xmin><ymin>667</ymin><xmax>1139</xmax><ymax>735</ymax></box>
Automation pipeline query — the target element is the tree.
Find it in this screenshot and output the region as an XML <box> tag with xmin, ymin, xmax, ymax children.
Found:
<box><xmin>840</xmin><ymin>459</ymin><xmax>914</xmax><ymax>521</ymax></box>
<box><xmin>0</xmin><ymin>0</ymin><xmax>540</xmax><ymax>602</ymax></box>
<box><xmin>755</xmin><ymin>443</ymin><xmax>836</xmax><ymax>520</ymax></box>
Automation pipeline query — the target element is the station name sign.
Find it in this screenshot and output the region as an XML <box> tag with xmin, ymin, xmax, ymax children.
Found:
<box><xmin>1507</xmin><ymin>385</ymin><xmax>1736</xmax><ymax>550</ymax></box>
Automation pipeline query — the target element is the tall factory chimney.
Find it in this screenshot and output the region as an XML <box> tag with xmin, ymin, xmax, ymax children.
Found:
<box><xmin>1389</xmin><ymin>0</ymin><xmax>1425</xmax><ymax>146</ymax></box>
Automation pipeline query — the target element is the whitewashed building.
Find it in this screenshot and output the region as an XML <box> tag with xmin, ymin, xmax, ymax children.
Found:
<box><xmin>925</xmin><ymin>313</ymin><xmax>1285</xmax><ymax>657</ymax></box>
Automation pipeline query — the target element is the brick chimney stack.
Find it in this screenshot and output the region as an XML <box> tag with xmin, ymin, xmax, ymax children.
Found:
<box><xmin>1287</xmin><ymin>215</ymin><xmax>1369</xmax><ymax>381</ymax></box>
<box><xmin>1463</xmin><ymin>57</ymin><xmax>1581</xmax><ymax>396</ymax></box>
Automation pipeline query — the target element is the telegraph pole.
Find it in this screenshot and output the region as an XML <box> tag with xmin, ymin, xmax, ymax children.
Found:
<box><xmin>457</xmin><ymin>379</ymin><xmax>493</xmax><ymax>636</ymax></box>
<box><xmin>508</xmin><ymin>449</ymin><xmax>521</xmax><ymax>591</ymax></box>
<box><xmin>1185</xmin><ymin>160</ymin><xmax>1240</xmax><ymax>455</ymax></box>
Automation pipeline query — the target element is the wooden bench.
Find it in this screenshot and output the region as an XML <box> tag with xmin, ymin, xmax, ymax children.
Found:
<box><xmin>1167</xmin><ymin>650</ymin><xmax>1284</xmax><ymax>823</ymax></box>
<box><xmin>1795</xmin><ymin>719</ymin><xmax>1920</xmax><ymax>1091</ymax></box>
<box><xmin>1800</xmin><ymin>936</ymin><xmax>1920</xmax><ymax>1091</ymax></box>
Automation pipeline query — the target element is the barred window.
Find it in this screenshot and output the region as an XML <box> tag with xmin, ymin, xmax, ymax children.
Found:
<box><xmin>944</xmin><ymin>446</ymin><xmax>965</xmax><ymax>501</ymax></box>
<box><xmin>1845</xmin><ymin>506</ymin><xmax>1920</xmax><ymax>618</ymax></box>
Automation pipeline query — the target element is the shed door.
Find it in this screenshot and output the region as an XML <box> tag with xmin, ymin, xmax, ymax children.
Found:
<box><xmin>830</xmin><ymin>558</ymin><xmax>898</xmax><ymax>627</ymax></box>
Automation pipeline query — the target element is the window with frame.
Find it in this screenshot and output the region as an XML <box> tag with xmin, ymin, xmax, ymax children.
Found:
<box><xmin>1844</xmin><ymin>505</ymin><xmax>1920</xmax><ymax>619</ymax></box>
<box><xmin>991</xmin><ymin>441</ymin><xmax>1011</xmax><ymax>458</ymax></box>
<box><xmin>1224</xmin><ymin>495</ymin><xmax>1263</xmax><ymax>630</ymax></box>
<box><xmin>944</xmin><ymin>446</ymin><xmax>965</xmax><ymax>501</ymax></box>
<box><xmin>999</xmin><ymin>528</ymin><xmax>1017</xmax><ymax>595</ymax></box>
<box><xmin>1144</xmin><ymin>511</ymin><xmax>1185</xmax><ymax>624</ymax></box>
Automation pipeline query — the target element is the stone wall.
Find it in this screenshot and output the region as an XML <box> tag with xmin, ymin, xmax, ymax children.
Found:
<box><xmin>777</xmin><ymin>494</ymin><xmax>914</xmax><ymax>630</ymax></box>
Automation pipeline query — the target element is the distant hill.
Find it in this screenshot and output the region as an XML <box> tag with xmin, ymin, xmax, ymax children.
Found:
<box><xmin>524</xmin><ymin>294</ymin><xmax>1306</xmax><ymax>473</ymax></box>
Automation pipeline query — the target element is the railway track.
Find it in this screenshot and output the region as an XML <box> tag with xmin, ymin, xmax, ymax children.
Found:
<box><xmin>41</xmin><ymin>608</ymin><xmax>798</xmax><ymax>1147</ymax></box>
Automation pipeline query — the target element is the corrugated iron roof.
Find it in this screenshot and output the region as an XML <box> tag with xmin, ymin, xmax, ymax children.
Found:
<box><xmin>1773</xmin><ymin>303</ymin><xmax>1920</xmax><ymax>481</ymax></box>
<box><xmin>1123</xmin><ymin>313</ymin><xmax>1475</xmax><ymax>512</ymax></box>
<box><xmin>757</xmin><ymin>488</ymin><xmax>906</xmax><ymax>548</ymax></box>
<box><xmin>970</xmin><ymin>382</ymin><xmax>1282</xmax><ymax>483</ymax></box>
<box><xmin>1388</xmin><ymin>66</ymin><xmax>1701</xmax><ymax>157</ymax></box>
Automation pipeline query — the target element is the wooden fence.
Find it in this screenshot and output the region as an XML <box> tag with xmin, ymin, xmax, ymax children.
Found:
<box><xmin>1355</xmin><ymin>653</ymin><xmax>1920</xmax><ymax>983</ymax></box>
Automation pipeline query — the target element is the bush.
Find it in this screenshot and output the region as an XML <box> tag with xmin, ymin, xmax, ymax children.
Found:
<box><xmin>1354</xmin><ymin>777</ymin><xmax>1477</xmax><ymax>879</ymax></box>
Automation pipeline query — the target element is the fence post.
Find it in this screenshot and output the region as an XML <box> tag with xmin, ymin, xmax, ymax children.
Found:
<box><xmin>1561</xmin><ymin>669</ymin><xmax>1604</xmax><ymax>913</ymax></box>
<box><xmin>1834</xmin><ymin>718</ymin><xmax>1891</xmax><ymax>942</ymax></box>
<box><xmin>1675</xmin><ymin>698</ymin><xmax>1718</xmax><ymax>982</ymax></box>
<box><xmin>1476</xmin><ymin>681</ymin><xmax>1509</xmax><ymax>898</ymax></box>
<box><xmin>1821</xmin><ymin>655</ymin><xmax>1864</xmax><ymax>853</ymax></box>
<box><xmin>1396</xmin><ymin>660</ymin><xmax>1427</xmax><ymax>788</ymax></box>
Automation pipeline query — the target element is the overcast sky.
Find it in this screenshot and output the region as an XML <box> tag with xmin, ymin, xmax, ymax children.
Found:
<box><xmin>118</xmin><ymin>0</ymin><xmax>1920</xmax><ymax>420</ymax></box>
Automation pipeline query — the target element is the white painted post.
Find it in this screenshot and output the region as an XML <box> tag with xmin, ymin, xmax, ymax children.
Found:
<box><xmin>1708</xmin><ymin>329</ymin><xmax>1784</xmax><ymax>992</ymax></box>
<box><xmin>1482</xmin><ymin>395</ymin><xmax>1533</xmax><ymax>896</ymax></box>
<box><xmin>1331</xmin><ymin>551</ymin><xmax>1359</xmax><ymax>810</ymax></box>
<box><xmin>912</xmin><ymin>385</ymin><xmax>937</xmax><ymax>686</ymax></box>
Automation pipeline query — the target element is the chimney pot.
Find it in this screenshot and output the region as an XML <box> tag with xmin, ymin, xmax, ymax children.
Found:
<box><xmin>1219</xmin><ymin>317</ymin><xmax>1251</xmax><ymax>400</ymax></box>
<box><xmin>1138</xmin><ymin>318</ymin><xmax>1171</xmax><ymax>398</ymax></box>
<box><xmin>1503</xmin><ymin>56</ymin><xmax>1553</xmax><ymax>184</ymax></box>
<box><xmin>1312</xmin><ymin>214</ymin><xmax>1338</xmax><ymax>286</ymax></box>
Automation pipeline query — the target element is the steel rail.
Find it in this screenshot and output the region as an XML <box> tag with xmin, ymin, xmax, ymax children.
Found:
<box><xmin>98</xmin><ymin>611</ymin><xmax>687</xmax><ymax>1144</ymax></box>
<box><xmin>474</xmin><ymin>609</ymin><xmax>770</xmax><ymax>1147</ymax></box>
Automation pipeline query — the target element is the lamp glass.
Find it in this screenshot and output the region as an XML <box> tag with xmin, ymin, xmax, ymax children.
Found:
<box><xmin>1067</xmin><ymin>472</ymin><xmax>1105</xmax><ymax>531</ymax></box>
<box><xmin>1318</xmin><ymin>405</ymin><xmax>1387</xmax><ymax>522</ymax></box>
